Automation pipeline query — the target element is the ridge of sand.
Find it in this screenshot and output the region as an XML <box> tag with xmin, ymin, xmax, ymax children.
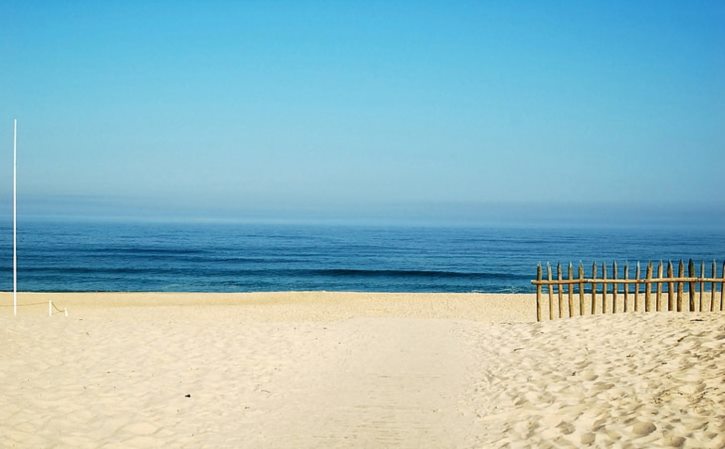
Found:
<box><xmin>465</xmin><ymin>312</ymin><xmax>724</xmax><ymax>449</ymax></box>
<box><xmin>0</xmin><ymin>293</ymin><xmax>722</xmax><ymax>448</ymax></box>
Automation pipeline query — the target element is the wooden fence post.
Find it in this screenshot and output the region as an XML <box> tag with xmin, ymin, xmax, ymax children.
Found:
<box><xmin>591</xmin><ymin>263</ymin><xmax>598</xmax><ymax>314</ymax></box>
<box><xmin>667</xmin><ymin>261</ymin><xmax>674</xmax><ymax>311</ymax></box>
<box><xmin>645</xmin><ymin>262</ymin><xmax>653</xmax><ymax>312</ymax></box>
<box><xmin>721</xmin><ymin>261</ymin><xmax>725</xmax><ymax>312</ymax></box>
<box><xmin>677</xmin><ymin>260</ymin><xmax>684</xmax><ymax>312</ymax></box>
<box><xmin>536</xmin><ymin>264</ymin><xmax>542</xmax><ymax>322</ymax></box>
<box><xmin>601</xmin><ymin>262</ymin><xmax>608</xmax><ymax>314</ymax></box>
<box><xmin>612</xmin><ymin>261</ymin><xmax>618</xmax><ymax>313</ymax></box>
<box><xmin>623</xmin><ymin>263</ymin><xmax>629</xmax><ymax>312</ymax></box>
<box><xmin>656</xmin><ymin>261</ymin><xmax>663</xmax><ymax>311</ymax></box>
<box><xmin>700</xmin><ymin>261</ymin><xmax>705</xmax><ymax>312</ymax></box>
<box><xmin>688</xmin><ymin>259</ymin><xmax>696</xmax><ymax>312</ymax></box>
<box><xmin>578</xmin><ymin>263</ymin><xmax>585</xmax><ymax>316</ymax></box>
<box><xmin>547</xmin><ymin>263</ymin><xmax>554</xmax><ymax>320</ymax></box>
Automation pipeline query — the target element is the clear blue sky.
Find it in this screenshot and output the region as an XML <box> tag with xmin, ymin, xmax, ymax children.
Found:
<box><xmin>1</xmin><ymin>1</ymin><xmax>724</xmax><ymax>225</ymax></box>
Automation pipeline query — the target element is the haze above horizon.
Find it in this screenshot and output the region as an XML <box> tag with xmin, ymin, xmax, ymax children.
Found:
<box><xmin>1</xmin><ymin>1</ymin><xmax>724</xmax><ymax>226</ymax></box>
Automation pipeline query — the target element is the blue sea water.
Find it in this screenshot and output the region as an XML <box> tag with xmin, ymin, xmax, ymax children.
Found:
<box><xmin>0</xmin><ymin>220</ymin><xmax>723</xmax><ymax>293</ymax></box>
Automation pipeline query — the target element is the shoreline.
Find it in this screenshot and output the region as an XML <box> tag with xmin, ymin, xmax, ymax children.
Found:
<box><xmin>0</xmin><ymin>291</ymin><xmax>536</xmax><ymax>322</ymax></box>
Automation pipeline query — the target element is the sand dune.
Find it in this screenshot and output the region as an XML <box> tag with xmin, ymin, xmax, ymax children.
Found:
<box><xmin>0</xmin><ymin>292</ymin><xmax>722</xmax><ymax>448</ymax></box>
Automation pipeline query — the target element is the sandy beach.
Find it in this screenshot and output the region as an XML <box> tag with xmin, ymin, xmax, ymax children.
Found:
<box><xmin>1</xmin><ymin>292</ymin><xmax>723</xmax><ymax>449</ymax></box>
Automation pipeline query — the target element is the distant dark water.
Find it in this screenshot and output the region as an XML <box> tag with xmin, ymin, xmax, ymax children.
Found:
<box><xmin>0</xmin><ymin>220</ymin><xmax>723</xmax><ymax>293</ymax></box>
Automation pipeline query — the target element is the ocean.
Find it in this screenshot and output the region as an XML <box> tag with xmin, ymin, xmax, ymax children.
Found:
<box><xmin>1</xmin><ymin>220</ymin><xmax>723</xmax><ymax>293</ymax></box>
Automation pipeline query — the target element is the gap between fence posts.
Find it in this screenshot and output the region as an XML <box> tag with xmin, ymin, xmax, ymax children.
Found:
<box><xmin>557</xmin><ymin>263</ymin><xmax>563</xmax><ymax>319</ymax></box>
<box><xmin>612</xmin><ymin>261</ymin><xmax>618</xmax><ymax>313</ymax></box>
<box><xmin>547</xmin><ymin>263</ymin><xmax>554</xmax><ymax>320</ymax></box>
<box><xmin>635</xmin><ymin>263</ymin><xmax>641</xmax><ymax>312</ymax></box>
<box><xmin>711</xmin><ymin>260</ymin><xmax>717</xmax><ymax>312</ymax></box>
<box><xmin>568</xmin><ymin>263</ymin><xmax>574</xmax><ymax>318</ymax></box>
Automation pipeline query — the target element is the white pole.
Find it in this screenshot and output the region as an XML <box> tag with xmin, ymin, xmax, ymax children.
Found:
<box><xmin>49</xmin><ymin>300</ymin><xmax>52</xmax><ymax>317</ymax></box>
<box><xmin>13</xmin><ymin>119</ymin><xmax>17</xmax><ymax>317</ymax></box>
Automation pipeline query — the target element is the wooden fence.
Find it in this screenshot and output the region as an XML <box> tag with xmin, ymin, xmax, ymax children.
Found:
<box><xmin>531</xmin><ymin>260</ymin><xmax>725</xmax><ymax>321</ymax></box>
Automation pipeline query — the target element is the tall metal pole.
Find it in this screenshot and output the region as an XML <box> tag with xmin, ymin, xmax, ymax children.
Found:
<box><xmin>13</xmin><ymin>119</ymin><xmax>17</xmax><ymax>316</ymax></box>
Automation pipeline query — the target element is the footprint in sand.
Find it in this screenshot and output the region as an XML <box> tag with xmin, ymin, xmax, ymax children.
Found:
<box><xmin>632</xmin><ymin>421</ymin><xmax>656</xmax><ymax>436</ymax></box>
<box><xmin>580</xmin><ymin>432</ymin><xmax>595</xmax><ymax>445</ymax></box>
<box><xmin>556</xmin><ymin>421</ymin><xmax>575</xmax><ymax>435</ymax></box>
<box><xmin>663</xmin><ymin>435</ymin><xmax>686</xmax><ymax>447</ymax></box>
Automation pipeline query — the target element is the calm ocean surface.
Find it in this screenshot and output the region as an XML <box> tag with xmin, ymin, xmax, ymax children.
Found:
<box><xmin>1</xmin><ymin>220</ymin><xmax>723</xmax><ymax>293</ymax></box>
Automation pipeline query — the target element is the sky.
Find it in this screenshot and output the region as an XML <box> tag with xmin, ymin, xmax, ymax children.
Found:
<box><xmin>1</xmin><ymin>1</ymin><xmax>724</xmax><ymax>225</ymax></box>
